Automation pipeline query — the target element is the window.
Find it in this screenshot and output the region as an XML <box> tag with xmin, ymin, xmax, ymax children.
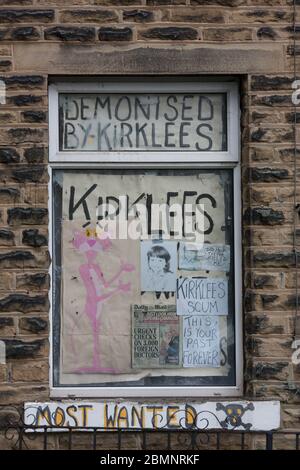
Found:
<box><xmin>49</xmin><ymin>79</ymin><xmax>242</xmax><ymax>397</ymax></box>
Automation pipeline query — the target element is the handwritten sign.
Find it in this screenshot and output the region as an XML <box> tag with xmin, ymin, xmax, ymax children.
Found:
<box><xmin>183</xmin><ymin>315</ymin><xmax>220</xmax><ymax>368</ymax></box>
<box><xmin>176</xmin><ymin>277</ymin><xmax>228</xmax><ymax>316</ymax></box>
<box><xmin>179</xmin><ymin>242</ymin><xmax>230</xmax><ymax>272</ymax></box>
<box><xmin>24</xmin><ymin>401</ymin><xmax>281</xmax><ymax>431</ymax></box>
<box><xmin>59</xmin><ymin>93</ymin><xmax>226</xmax><ymax>152</ymax></box>
<box><xmin>59</xmin><ymin>170</ymin><xmax>229</xmax><ymax>385</ymax></box>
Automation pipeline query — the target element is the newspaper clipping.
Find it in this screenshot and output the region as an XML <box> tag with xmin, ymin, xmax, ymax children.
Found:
<box><xmin>132</xmin><ymin>304</ymin><xmax>181</xmax><ymax>368</ymax></box>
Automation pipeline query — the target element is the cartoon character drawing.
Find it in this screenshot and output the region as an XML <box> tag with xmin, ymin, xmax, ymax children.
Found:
<box><xmin>72</xmin><ymin>227</ymin><xmax>135</xmax><ymax>373</ymax></box>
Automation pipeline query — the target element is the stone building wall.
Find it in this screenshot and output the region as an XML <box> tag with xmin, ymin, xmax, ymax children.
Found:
<box><xmin>0</xmin><ymin>0</ymin><xmax>299</xmax><ymax>448</ymax></box>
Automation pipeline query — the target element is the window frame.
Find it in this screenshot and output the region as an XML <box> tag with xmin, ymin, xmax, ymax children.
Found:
<box><xmin>49</xmin><ymin>81</ymin><xmax>239</xmax><ymax>163</ymax></box>
<box><xmin>48</xmin><ymin>80</ymin><xmax>242</xmax><ymax>398</ymax></box>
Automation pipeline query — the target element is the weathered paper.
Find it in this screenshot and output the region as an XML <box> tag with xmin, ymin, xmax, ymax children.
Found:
<box><xmin>132</xmin><ymin>304</ymin><xmax>181</xmax><ymax>369</ymax></box>
<box><xmin>61</xmin><ymin>221</ymin><xmax>139</xmax><ymax>374</ymax></box>
<box><xmin>179</xmin><ymin>242</ymin><xmax>230</xmax><ymax>272</ymax></box>
<box><xmin>57</xmin><ymin>170</ymin><xmax>231</xmax><ymax>383</ymax></box>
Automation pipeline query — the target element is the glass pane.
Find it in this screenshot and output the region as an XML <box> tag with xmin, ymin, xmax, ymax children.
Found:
<box><xmin>58</xmin><ymin>93</ymin><xmax>227</xmax><ymax>152</ymax></box>
<box><xmin>52</xmin><ymin>169</ymin><xmax>235</xmax><ymax>388</ymax></box>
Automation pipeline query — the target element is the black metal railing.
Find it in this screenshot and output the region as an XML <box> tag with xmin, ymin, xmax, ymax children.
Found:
<box><xmin>1</xmin><ymin>426</ymin><xmax>300</xmax><ymax>450</ymax></box>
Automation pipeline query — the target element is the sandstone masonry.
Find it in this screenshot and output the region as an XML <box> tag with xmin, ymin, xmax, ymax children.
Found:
<box><xmin>0</xmin><ymin>0</ymin><xmax>299</xmax><ymax>450</ymax></box>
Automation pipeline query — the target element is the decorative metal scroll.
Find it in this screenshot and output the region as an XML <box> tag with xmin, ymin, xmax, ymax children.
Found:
<box><xmin>0</xmin><ymin>405</ymin><xmax>299</xmax><ymax>450</ymax></box>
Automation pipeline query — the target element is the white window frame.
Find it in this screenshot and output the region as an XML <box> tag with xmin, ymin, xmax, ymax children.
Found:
<box><xmin>49</xmin><ymin>81</ymin><xmax>239</xmax><ymax>163</ymax></box>
<box><xmin>48</xmin><ymin>80</ymin><xmax>242</xmax><ymax>398</ymax></box>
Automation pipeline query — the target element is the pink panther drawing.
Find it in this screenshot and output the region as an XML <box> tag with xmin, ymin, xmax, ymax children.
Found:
<box><xmin>72</xmin><ymin>227</ymin><xmax>135</xmax><ymax>373</ymax></box>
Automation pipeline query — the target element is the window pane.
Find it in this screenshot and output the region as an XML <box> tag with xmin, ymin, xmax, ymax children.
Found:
<box><xmin>58</xmin><ymin>93</ymin><xmax>227</xmax><ymax>152</ymax></box>
<box><xmin>52</xmin><ymin>169</ymin><xmax>235</xmax><ymax>388</ymax></box>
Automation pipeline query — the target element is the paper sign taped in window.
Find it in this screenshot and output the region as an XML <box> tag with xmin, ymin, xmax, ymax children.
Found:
<box><xmin>176</xmin><ymin>277</ymin><xmax>228</xmax><ymax>316</ymax></box>
<box><xmin>179</xmin><ymin>242</ymin><xmax>230</xmax><ymax>272</ymax></box>
<box><xmin>182</xmin><ymin>315</ymin><xmax>220</xmax><ymax>368</ymax></box>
